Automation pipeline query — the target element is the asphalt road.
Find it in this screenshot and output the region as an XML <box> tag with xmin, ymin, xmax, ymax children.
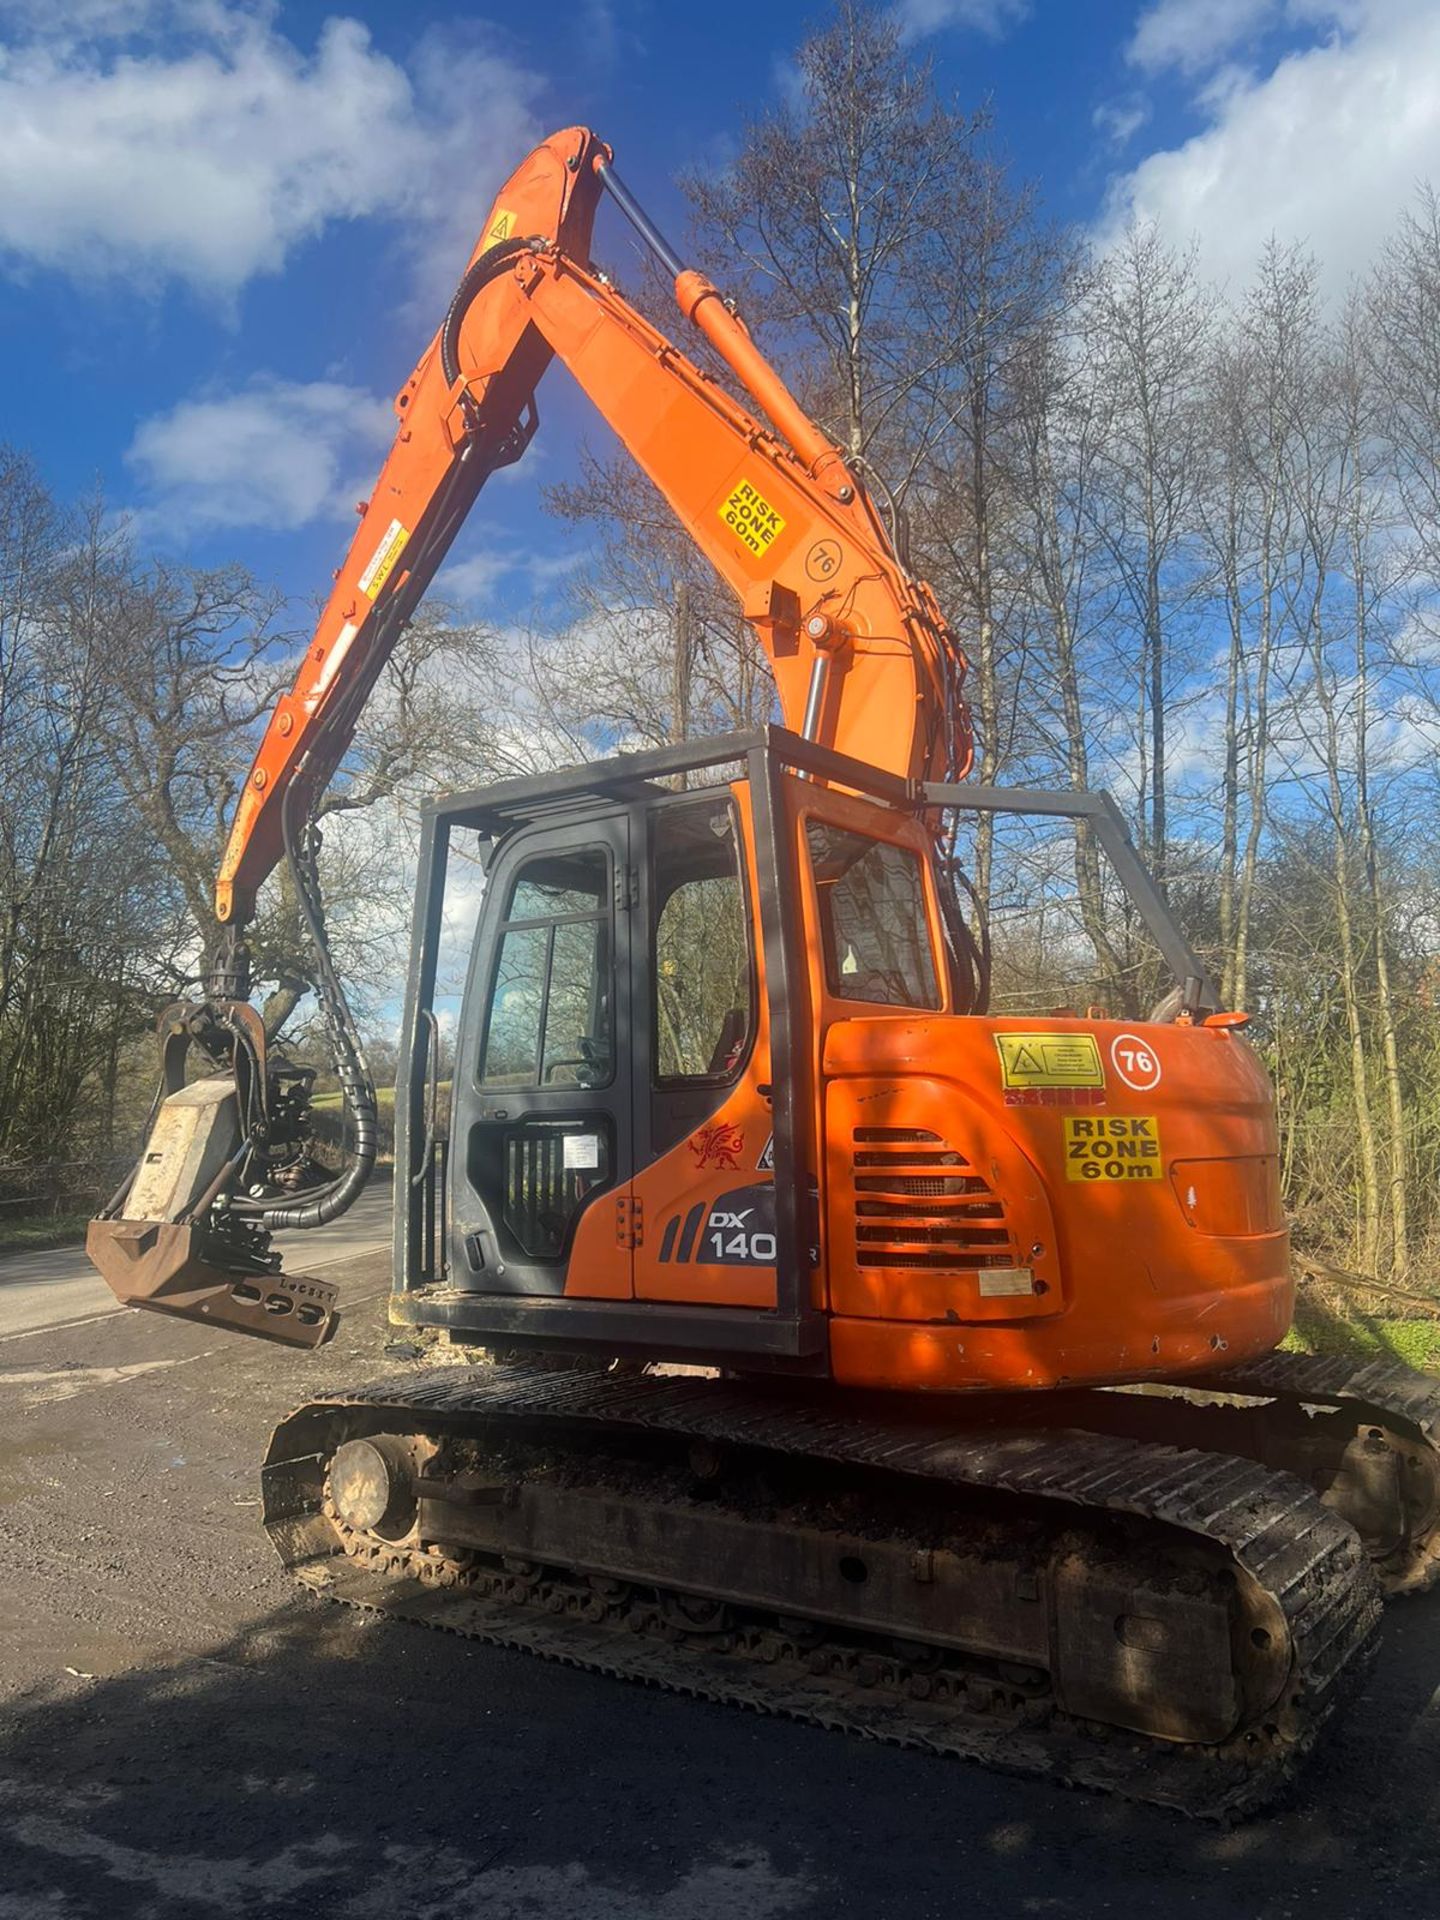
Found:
<box><xmin>3</xmin><ymin>1224</ymin><xmax>1440</xmax><ymax>1917</ymax></box>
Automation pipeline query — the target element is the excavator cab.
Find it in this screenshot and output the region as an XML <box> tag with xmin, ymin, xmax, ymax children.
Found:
<box><xmin>394</xmin><ymin>724</ymin><xmax>1292</xmax><ymax>1391</ymax></box>
<box><xmin>397</xmin><ymin>727</ymin><xmax>821</xmax><ymax>1366</ymax></box>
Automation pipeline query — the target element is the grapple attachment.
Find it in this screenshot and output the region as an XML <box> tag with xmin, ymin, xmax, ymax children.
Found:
<box><xmin>87</xmin><ymin>1216</ymin><xmax>338</xmax><ymax>1348</ymax></box>
<box><xmin>87</xmin><ymin>1003</ymin><xmax>346</xmax><ymax>1352</ymax></box>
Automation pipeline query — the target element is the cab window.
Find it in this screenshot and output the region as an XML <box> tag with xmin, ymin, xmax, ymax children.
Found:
<box><xmin>480</xmin><ymin>848</ymin><xmax>613</xmax><ymax>1087</ymax></box>
<box><xmin>652</xmin><ymin>800</ymin><xmax>753</xmax><ymax>1081</ymax></box>
<box><xmin>805</xmin><ymin>820</ymin><xmax>941</xmax><ymax>1009</ymax></box>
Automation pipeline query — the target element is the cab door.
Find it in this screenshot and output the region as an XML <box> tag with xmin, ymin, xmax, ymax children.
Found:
<box><xmin>448</xmin><ymin>810</ymin><xmax>634</xmax><ymax>1298</ymax></box>
<box><xmin>632</xmin><ymin>789</ymin><xmax>779</xmax><ymax>1308</ymax></box>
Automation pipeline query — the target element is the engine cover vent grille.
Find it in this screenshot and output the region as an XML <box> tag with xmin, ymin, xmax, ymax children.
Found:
<box><xmin>850</xmin><ymin>1126</ymin><xmax>1017</xmax><ymax>1270</ymax></box>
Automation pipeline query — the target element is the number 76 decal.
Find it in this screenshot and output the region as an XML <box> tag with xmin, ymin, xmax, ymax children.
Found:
<box><xmin>1110</xmin><ymin>1032</ymin><xmax>1162</xmax><ymax>1091</ymax></box>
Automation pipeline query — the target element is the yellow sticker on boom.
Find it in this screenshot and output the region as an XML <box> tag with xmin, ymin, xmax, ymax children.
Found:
<box><xmin>1064</xmin><ymin>1116</ymin><xmax>1162</xmax><ymax>1182</ymax></box>
<box><xmin>486</xmin><ymin>207</ymin><xmax>518</xmax><ymax>245</ymax></box>
<box><xmin>995</xmin><ymin>1032</ymin><xmax>1104</xmax><ymax>1090</ymax></box>
<box><xmin>358</xmin><ymin>518</ymin><xmax>410</xmax><ymax>601</ymax></box>
<box><xmin>719</xmin><ymin>479</ymin><xmax>786</xmax><ymax>558</ymax></box>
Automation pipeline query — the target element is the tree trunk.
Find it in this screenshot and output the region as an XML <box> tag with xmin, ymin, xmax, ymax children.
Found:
<box><xmin>1350</xmin><ymin>515</ymin><xmax>1408</xmax><ymax>1271</ymax></box>
<box><xmin>1217</xmin><ymin>500</ymin><xmax>1243</xmax><ymax>1004</ymax></box>
<box><xmin>1311</xmin><ymin>592</ymin><xmax>1382</xmax><ymax>1270</ymax></box>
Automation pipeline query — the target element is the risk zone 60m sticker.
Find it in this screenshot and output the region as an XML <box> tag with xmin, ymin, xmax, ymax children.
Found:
<box><xmin>719</xmin><ymin>479</ymin><xmax>786</xmax><ymax>559</ymax></box>
<box><xmin>1064</xmin><ymin>1115</ymin><xmax>1162</xmax><ymax>1182</ymax></box>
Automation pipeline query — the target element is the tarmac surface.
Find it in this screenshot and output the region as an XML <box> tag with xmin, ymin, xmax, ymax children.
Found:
<box><xmin>3</xmin><ymin>1205</ymin><xmax>1440</xmax><ymax>1917</ymax></box>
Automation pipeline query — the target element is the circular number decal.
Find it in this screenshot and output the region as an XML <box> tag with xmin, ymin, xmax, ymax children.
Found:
<box><xmin>805</xmin><ymin>538</ymin><xmax>843</xmax><ymax>581</ymax></box>
<box><xmin>1110</xmin><ymin>1033</ymin><xmax>1161</xmax><ymax>1091</ymax></box>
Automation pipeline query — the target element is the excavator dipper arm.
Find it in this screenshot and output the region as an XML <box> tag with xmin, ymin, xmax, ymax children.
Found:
<box><xmin>215</xmin><ymin>126</ymin><xmax>611</xmax><ymax>930</ymax></box>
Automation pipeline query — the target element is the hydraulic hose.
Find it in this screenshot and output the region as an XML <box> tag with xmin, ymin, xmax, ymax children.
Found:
<box><xmin>255</xmin><ymin>778</ymin><xmax>377</xmax><ymax>1229</ymax></box>
<box><xmin>440</xmin><ymin>234</ymin><xmax>548</xmax><ymax>387</ymax></box>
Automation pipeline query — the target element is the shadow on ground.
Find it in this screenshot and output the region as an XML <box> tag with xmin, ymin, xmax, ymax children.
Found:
<box><xmin>3</xmin><ymin>1577</ymin><xmax>1440</xmax><ymax>1920</ymax></box>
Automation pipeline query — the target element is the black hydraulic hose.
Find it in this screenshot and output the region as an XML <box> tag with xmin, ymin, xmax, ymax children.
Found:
<box><xmin>255</xmin><ymin>780</ymin><xmax>377</xmax><ymax>1229</ymax></box>
<box><xmin>439</xmin><ymin>233</ymin><xmax>548</xmax><ymax>387</ymax></box>
<box><xmin>241</xmin><ymin>294</ymin><xmax>507</xmax><ymax>1231</ymax></box>
<box><xmin>937</xmin><ymin>828</ymin><xmax>991</xmax><ymax>1017</ymax></box>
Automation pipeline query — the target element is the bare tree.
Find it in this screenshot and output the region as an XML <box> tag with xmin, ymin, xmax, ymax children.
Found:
<box><xmin>533</xmin><ymin>449</ymin><xmax>777</xmax><ymax>758</ymax></box>
<box><xmin>1200</xmin><ymin>244</ymin><xmax>1317</xmax><ymax>1006</ymax></box>
<box><xmin>1009</xmin><ymin>294</ymin><xmax>1134</xmax><ymax>1000</ymax></box>
<box><xmin>91</xmin><ymin>558</ymin><xmax>506</xmax><ymax>1035</ymax></box>
<box><xmin>1333</xmin><ymin>293</ymin><xmax>1412</xmax><ymax>1269</ymax></box>
<box><xmin>909</xmin><ymin>161</ymin><xmax>1072</xmax><ymax>916</ymax></box>
<box><xmin>1081</xmin><ymin>224</ymin><xmax>1212</xmax><ymax>892</ymax></box>
<box><xmin>1367</xmin><ymin>184</ymin><xmax>1440</xmax><ymax>606</ymax></box>
<box><xmin>683</xmin><ymin>1</ymin><xmax>982</xmax><ymax>477</ymax></box>
<box><xmin>0</xmin><ymin>467</ymin><xmax>180</xmax><ymax>1166</ymax></box>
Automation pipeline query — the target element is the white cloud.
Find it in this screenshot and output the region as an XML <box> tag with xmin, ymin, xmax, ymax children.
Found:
<box><xmin>1126</xmin><ymin>0</ymin><xmax>1281</xmax><ymax>76</ymax></box>
<box><xmin>0</xmin><ymin>0</ymin><xmax>542</xmax><ymax>300</ymax></box>
<box><xmin>1093</xmin><ymin>96</ymin><xmax>1152</xmax><ymax>149</ymax></box>
<box><xmin>125</xmin><ymin>376</ymin><xmax>394</xmax><ymax>532</ymax></box>
<box><xmin>439</xmin><ymin>546</ymin><xmax>583</xmax><ymax>609</ymax></box>
<box><xmin>891</xmin><ymin>0</ymin><xmax>1029</xmax><ymax>41</ymax></box>
<box><xmin>1102</xmin><ymin>0</ymin><xmax>1440</xmax><ymax>302</ymax></box>
<box><xmin>439</xmin><ymin>552</ymin><xmax>512</xmax><ymax>605</ymax></box>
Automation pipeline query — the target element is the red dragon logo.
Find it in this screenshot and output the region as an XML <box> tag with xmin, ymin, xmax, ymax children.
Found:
<box><xmin>687</xmin><ymin>1122</ymin><xmax>745</xmax><ymax>1171</ymax></box>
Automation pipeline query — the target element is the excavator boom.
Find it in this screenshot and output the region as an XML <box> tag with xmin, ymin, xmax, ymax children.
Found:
<box><xmin>90</xmin><ymin>123</ymin><xmax>970</xmax><ymax>1349</ymax></box>
<box><xmin>215</xmin><ymin>129</ymin><xmax>970</xmax><ymax>932</ymax></box>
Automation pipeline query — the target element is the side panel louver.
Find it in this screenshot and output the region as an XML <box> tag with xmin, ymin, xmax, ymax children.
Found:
<box><xmin>851</xmin><ymin>1127</ymin><xmax>1017</xmax><ymax>1271</ymax></box>
<box><xmin>821</xmin><ymin>1071</ymin><xmax>1063</xmax><ymax>1325</ymax></box>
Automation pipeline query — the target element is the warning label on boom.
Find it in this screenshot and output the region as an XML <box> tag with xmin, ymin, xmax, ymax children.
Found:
<box><xmin>995</xmin><ymin>1032</ymin><xmax>1104</xmax><ymax>1090</ymax></box>
<box><xmin>1064</xmin><ymin>1115</ymin><xmax>1162</xmax><ymax>1182</ymax></box>
<box><xmin>719</xmin><ymin>479</ymin><xmax>786</xmax><ymax>558</ymax></box>
<box><xmin>357</xmin><ymin>518</ymin><xmax>410</xmax><ymax>601</ymax></box>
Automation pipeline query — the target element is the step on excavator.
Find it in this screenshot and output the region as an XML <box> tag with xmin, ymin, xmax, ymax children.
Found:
<box><xmin>88</xmin><ymin>128</ymin><xmax>1440</xmax><ymax>1816</ymax></box>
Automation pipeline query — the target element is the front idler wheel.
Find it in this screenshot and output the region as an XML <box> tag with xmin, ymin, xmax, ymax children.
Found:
<box><xmin>327</xmin><ymin>1434</ymin><xmax>419</xmax><ymax>1539</ymax></box>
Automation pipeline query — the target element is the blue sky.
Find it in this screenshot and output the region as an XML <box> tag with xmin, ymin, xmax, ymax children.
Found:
<box><xmin>3</xmin><ymin>0</ymin><xmax>1436</xmax><ymax>632</ymax></box>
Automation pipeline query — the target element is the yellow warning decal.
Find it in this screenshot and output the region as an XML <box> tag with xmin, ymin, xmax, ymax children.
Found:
<box><xmin>486</xmin><ymin>207</ymin><xmax>518</xmax><ymax>245</ymax></box>
<box><xmin>995</xmin><ymin>1032</ymin><xmax>1104</xmax><ymax>1090</ymax></box>
<box><xmin>719</xmin><ymin>479</ymin><xmax>786</xmax><ymax>559</ymax></box>
<box><xmin>357</xmin><ymin>518</ymin><xmax>410</xmax><ymax>601</ymax></box>
<box><xmin>1064</xmin><ymin>1116</ymin><xmax>1162</xmax><ymax>1183</ymax></box>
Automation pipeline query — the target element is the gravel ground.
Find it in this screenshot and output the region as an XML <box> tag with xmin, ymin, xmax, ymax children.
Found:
<box><xmin>2</xmin><ymin>1260</ymin><xmax>1439</xmax><ymax>1918</ymax></box>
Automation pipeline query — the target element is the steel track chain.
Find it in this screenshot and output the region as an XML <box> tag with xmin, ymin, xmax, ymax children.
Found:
<box><xmin>261</xmin><ymin>1365</ymin><xmax>1383</xmax><ymax>1820</ymax></box>
<box><xmin>1195</xmin><ymin>1350</ymin><xmax>1440</xmax><ymax>1437</ymax></box>
<box><xmin>1156</xmin><ymin>1351</ymin><xmax>1440</xmax><ymax>1592</ymax></box>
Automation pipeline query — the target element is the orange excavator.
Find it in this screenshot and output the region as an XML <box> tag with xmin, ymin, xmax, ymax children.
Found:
<box><xmin>89</xmin><ymin>128</ymin><xmax>1440</xmax><ymax>1814</ymax></box>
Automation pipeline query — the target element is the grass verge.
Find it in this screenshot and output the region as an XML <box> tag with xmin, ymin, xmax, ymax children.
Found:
<box><xmin>1282</xmin><ymin>1289</ymin><xmax>1440</xmax><ymax>1371</ymax></box>
<box><xmin>0</xmin><ymin>1210</ymin><xmax>93</xmax><ymax>1257</ymax></box>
